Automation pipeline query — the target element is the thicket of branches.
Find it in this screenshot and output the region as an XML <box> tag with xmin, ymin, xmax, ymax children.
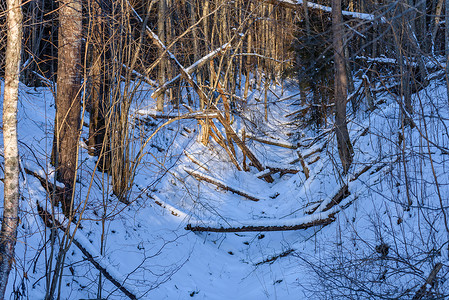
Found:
<box><xmin>0</xmin><ymin>0</ymin><xmax>449</xmax><ymax>298</ymax></box>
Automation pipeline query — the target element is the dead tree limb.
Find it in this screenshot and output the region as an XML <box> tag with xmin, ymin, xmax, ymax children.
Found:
<box><xmin>151</xmin><ymin>43</ymin><xmax>230</xmax><ymax>99</ymax></box>
<box><xmin>186</xmin><ymin>217</ymin><xmax>335</xmax><ymax>232</ymax></box>
<box><xmin>246</xmin><ymin>134</ymin><xmax>298</xmax><ymax>149</ymax></box>
<box><xmin>254</xmin><ymin>249</ymin><xmax>294</xmax><ymax>266</ymax></box>
<box><xmin>297</xmin><ymin>152</ymin><xmax>310</xmax><ymax>179</ymax></box>
<box><xmin>24</xmin><ymin>167</ymin><xmax>64</xmax><ymax>196</ymax></box>
<box><xmin>412</xmin><ymin>263</ymin><xmax>443</xmax><ymax>300</ymax></box>
<box><xmin>136</xmin><ymin>110</ymin><xmax>218</xmax><ymax>120</ymax></box>
<box><xmin>256</xmin><ymin>166</ymin><xmax>300</xmax><ymax>179</ymax></box>
<box><xmin>214</xmin><ymin>107</ymin><xmax>274</xmax><ymax>183</ymax></box>
<box><xmin>36</xmin><ymin>205</ymin><xmax>138</xmax><ymax>300</ymax></box>
<box><xmin>127</xmin><ymin>1</ymin><xmax>209</xmax><ymax>105</ymax></box>
<box><xmin>185</xmin><ymin>167</ymin><xmax>260</xmax><ymax>201</ymax></box>
<box><xmin>184</xmin><ymin>151</ymin><xmax>209</xmax><ymax>171</ymax></box>
<box><xmin>208</xmin><ymin>120</ymin><xmax>242</xmax><ymax>171</ymax></box>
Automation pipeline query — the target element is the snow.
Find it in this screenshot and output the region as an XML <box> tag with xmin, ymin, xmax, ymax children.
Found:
<box><xmin>281</xmin><ymin>0</ymin><xmax>386</xmax><ymax>22</ymax></box>
<box><xmin>1</xmin><ymin>72</ymin><xmax>448</xmax><ymax>299</ymax></box>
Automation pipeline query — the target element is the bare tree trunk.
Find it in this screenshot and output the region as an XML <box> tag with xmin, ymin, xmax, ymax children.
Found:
<box><xmin>52</xmin><ymin>0</ymin><xmax>82</xmax><ymax>216</ymax></box>
<box><xmin>446</xmin><ymin>0</ymin><xmax>449</xmax><ymax>102</ymax></box>
<box><xmin>243</xmin><ymin>2</ymin><xmax>253</xmax><ymax>99</ymax></box>
<box><xmin>393</xmin><ymin>1</ymin><xmax>413</xmax><ymax>123</ymax></box>
<box><xmin>157</xmin><ymin>0</ymin><xmax>166</xmax><ymax>111</ymax></box>
<box><xmin>432</xmin><ymin>0</ymin><xmax>445</xmax><ymax>53</ymax></box>
<box><xmin>0</xmin><ymin>0</ymin><xmax>22</xmax><ymax>296</ymax></box>
<box><xmin>416</xmin><ymin>0</ymin><xmax>427</xmax><ymax>52</ymax></box>
<box><xmin>332</xmin><ymin>0</ymin><xmax>353</xmax><ymax>174</ymax></box>
<box><xmin>88</xmin><ymin>0</ymin><xmax>111</xmax><ymax>171</ymax></box>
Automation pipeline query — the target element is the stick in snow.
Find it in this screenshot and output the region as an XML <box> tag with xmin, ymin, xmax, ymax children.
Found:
<box><xmin>184</xmin><ymin>151</ymin><xmax>209</xmax><ymax>171</ymax></box>
<box><xmin>184</xmin><ymin>167</ymin><xmax>260</xmax><ymax>201</ymax></box>
<box><xmin>247</xmin><ymin>134</ymin><xmax>298</xmax><ymax>149</ymax></box>
<box><xmin>254</xmin><ymin>249</ymin><xmax>294</xmax><ymax>266</ymax></box>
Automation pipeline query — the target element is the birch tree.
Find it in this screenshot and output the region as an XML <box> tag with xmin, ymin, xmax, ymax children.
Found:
<box><xmin>0</xmin><ymin>0</ymin><xmax>22</xmax><ymax>296</ymax></box>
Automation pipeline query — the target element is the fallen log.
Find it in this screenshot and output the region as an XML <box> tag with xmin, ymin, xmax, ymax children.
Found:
<box><xmin>185</xmin><ymin>191</ymin><xmax>357</xmax><ymax>232</ymax></box>
<box><xmin>149</xmin><ymin>193</ymin><xmax>190</xmax><ymax>219</ymax></box>
<box><xmin>186</xmin><ymin>216</ymin><xmax>334</xmax><ymax>232</ymax></box>
<box><xmin>184</xmin><ymin>167</ymin><xmax>260</xmax><ymax>201</ymax></box>
<box><xmin>24</xmin><ymin>167</ymin><xmax>64</xmax><ymax>196</ymax></box>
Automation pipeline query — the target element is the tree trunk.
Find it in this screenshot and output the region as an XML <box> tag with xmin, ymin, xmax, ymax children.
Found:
<box><xmin>432</xmin><ymin>0</ymin><xmax>445</xmax><ymax>53</ymax></box>
<box><xmin>157</xmin><ymin>0</ymin><xmax>166</xmax><ymax>111</ymax></box>
<box><xmin>243</xmin><ymin>3</ymin><xmax>253</xmax><ymax>99</ymax></box>
<box><xmin>52</xmin><ymin>0</ymin><xmax>82</xmax><ymax>216</ymax></box>
<box><xmin>446</xmin><ymin>0</ymin><xmax>449</xmax><ymax>103</ymax></box>
<box><xmin>332</xmin><ymin>0</ymin><xmax>353</xmax><ymax>174</ymax></box>
<box><xmin>0</xmin><ymin>0</ymin><xmax>22</xmax><ymax>296</ymax></box>
<box><xmin>88</xmin><ymin>0</ymin><xmax>111</xmax><ymax>171</ymax></box>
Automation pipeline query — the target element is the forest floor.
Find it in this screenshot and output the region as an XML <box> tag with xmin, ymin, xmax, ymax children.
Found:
<box><xmin>3</xmin><ymin>76</ymin><xmax>449</xmax><ymax>299</ymax></box>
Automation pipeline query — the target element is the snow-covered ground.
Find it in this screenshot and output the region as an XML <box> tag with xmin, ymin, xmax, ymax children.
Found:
<box><xmin>2</xmin><ymin>76</ymin><xmax>449</xmax><ymax>299</ymax></box>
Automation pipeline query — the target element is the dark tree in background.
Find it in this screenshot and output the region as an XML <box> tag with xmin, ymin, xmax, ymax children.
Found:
<box><xmin>51</xmin><ymin>0</ymin><xmax>82</xmax><ymax>216</ymax></box>
<box><xmin>332</xmin><ymin>0</ymin><xmax>353</xmax><ymax>174</ymax></box>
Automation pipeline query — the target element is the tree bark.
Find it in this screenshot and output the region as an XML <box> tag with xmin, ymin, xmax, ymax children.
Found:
<box><xmin>185</xmin><ymin>217</ymin><xmax>335</xmax><ymax>232</ymax></box>
<box><xmin>88</xmin><ymin>0</ymin><xmax>111</xmax><ymax>171</ymax></box>
<box><xmin>446</xmin><ymin>0</ymin><xmax>449</xmax><ymax>102</ymax></box>
<box><xmin>432</xmin><ymin>0</ymin><xmax>445</xmax><ymax>52</ymax></box>
<box><xmin>332</xmin><ymin>0</ymin><xmax>353</xmax><ymax>174</ymax></box>
<box><xmin>157</xmin><ymin>0</ymin><xmax>166</xmax><ymax>111</ymax></box>
<box><xmin>52</xmin><ymin>0</ymin><xmax>82</xmax><ymax>216</ymax></box>
<box><xmin>0</xmin><ymin>0</ymin><xmax>22</xmax><ymax>296</ymax></box>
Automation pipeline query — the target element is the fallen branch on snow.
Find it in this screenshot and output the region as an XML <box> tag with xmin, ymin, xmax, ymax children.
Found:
<box><xmin>254</xmin><ymin>249</ymin><xmax>294</xmax><ymax>266</ymax></box>
<box><xmin>36</xmin><ymin>205</ymin><xmax>139</xmax><ymax>300</ymax></box>
<box><xmin>184</xmin><ymin>151</ymin><xmax>209</xmax><ymax>171</ymax></box>
<box><xmin>246</xmin><ymin>134</ymin><xmax>298</xmax><ymax>149</ymax></box>
<box><xmin>185</xmin><ymin>215</ymin><xmax>335</xmax><ymax>233</ymax></box>
<box><xmin>412</xmin><ymin>263</ymin><xmax>443</xmax><ymax>300</ymax></box>
<box><xmin>255</xmin><ymin>165</ymin><xmax>301</xmax><ymax>179</ymax></box>
<box><xmin>185</xmin><ymin>192</ymin><xmax>356</xmax><ymax>232</ymax></box>
<box><xmin>184</xmin><ymin>167</ymin><xmax>261</xmax><ymax>202</ymax></box>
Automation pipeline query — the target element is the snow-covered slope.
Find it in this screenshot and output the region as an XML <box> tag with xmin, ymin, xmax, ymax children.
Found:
<box><xmin>2</xmin><ymin>77</ymin><xmax>448</xmax><ymax>299</ymax></box>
